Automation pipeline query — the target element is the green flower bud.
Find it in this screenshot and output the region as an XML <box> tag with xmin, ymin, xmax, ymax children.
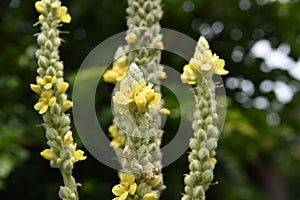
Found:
<box><xmin>46</xmin><ymin>128</ymin><xmax>58</xmax><ymax>140</ymax></box>
<box><xmin>182</xmin><ymin>195</ymin><xmax>191</xmax><ymax>200</ymax></box>
<box><xmin>205</xmin><ymin>138</ymin><xmax>218</xmax><ymax>151</ymax></box>
<box><xmin>60</xmin><ymin>115</ymin><xmax>71</xmax><ymax>127</ymax></box>
<box><xmin>193</xmin><ymin>186</ymin><xmax>205</xmax><ymax>198</ymax></box>
<box><xmin>207</xmin><ymin>125</ymin><xmax>219</xmax><ymax>138</ymax></box>
<box><xmin>138</xmin><ymin>145</ymin><xmax>148</xmax><ymax>154</ymax></box>
<box><xmin>54</xmin><ymin>38</ymin><xmax>61</xmax><ymax>46</ymax></box>
<box><xmin>184</xmin><ymin>186</ymin><xmax>192</xmax><ymax>196</ymax></box>
<box><xmin>47</xmin><ymin>140</ymin><xmax>60</xmax><ymax>150</ymax></box>
<box><xmin>196</xmin><ymin>129</ymin><xmax>207</xmax><ymax>142</ymax></box>
<box><xmin>51</xmin><ymin>104</ymin><xmax>61</xmax><ymax>115</ymax></box>
<box><xmin>62</xmin><ymin>159</ymin><xmax>74</xmax><ymax>173</ymax></box>
<box><xmin>37</xmin><ymin>33</ymin><xmax>47</xmax><ymax>45</ymax></box>
<box><xmin>69</xmin><ymin>193</ymin><xmax>76</xmax><ymax>200</ymax></box>
<box><xmin>189</xmin><ymin>138</ymin><xmax>199</xmax><ymax>149</ymax></box>
<box><xmin>61</xmin><ymin>149</ymin><xmax>72</xmax><ymax>160</ymax></box>
<box><xmin>46</xmin><ymin>66</ymin><xmax>56</xmax><ymax>76</ymax></box>
<box><xmin>201</xmin><ymin>170</ymin><xmax>213</xmax><ymax>183</ymax></box>
<box><xmin>38</xmin><ymin>56</ymin><xmax>49</xmax><ymax>68</ymax></box>
<box><xmin>59</xmin><ymin>186</ymin><xmax>71</xmax><ymax>199</ymax></box>
<box><xmin>198</xmin><ymin>148</ymin><xmax>209</xmax><ymax>159</ymax></box>
<box><xmin>189</xmin><ymin>160</ymin><xmax>201</xmax><ymax>171</ymax></box>
<box><xmin>45</xmin><ymin>40</ymin><xmax>53</xmax><ymax>50</ymax></box>
<box><xmin>184</xmin><ymin>174</ymin><xmax>196</xmax><ymax>187</ymax></box>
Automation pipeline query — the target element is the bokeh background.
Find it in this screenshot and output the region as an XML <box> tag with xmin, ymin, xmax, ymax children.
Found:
<box><xmin>1</xmin><ymin>0</ymin><xmax>300</xmax><ymax>199</ymax></box>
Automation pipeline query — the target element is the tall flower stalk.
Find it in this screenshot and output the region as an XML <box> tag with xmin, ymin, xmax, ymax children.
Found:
<box><xmin>103</xmin><ymin>0</ymin><xmax>167</xmax><ymax>199</ymax></box>
<box><xmin>112</xmin><ymin>63</ymin><xmax>166</xmax><ymax>200</ymax></box>
<box><xmin>181</xmin><ymin>36</ymin><xmax>228</xmax><ymax>200</ymax></box>
<box><xmin>31</xmin><ymin>1</ymin><xmax>86</xmax><ymax>199</ymax></box>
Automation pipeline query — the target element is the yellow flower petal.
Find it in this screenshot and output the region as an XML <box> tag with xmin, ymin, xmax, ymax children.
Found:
<box><xmin>72</xmin><ymin>149</ymin><xmax>87</xmax><ymax>162</ymax></box>
<box><xmin>112</xmin><ymin>184</ymin><xmax>127</xmax><ymax>196</ymax></box>
<box><xmin>56</xmin><ymin>6</ymin><xmax>68</xmax><ymax>18</ymax></box>
<box><xmin>34</xmin><ymin>101</ymin><xmax>44</xmax><ymax>111</ymax></box>
<box><xmin>103</xmin><ymin>70</ymin><xmax>118</xmax><ymax>83</ymax></box>
<box><xmin>148</xmin><ymin>93</ymin><xmax>161</xmax><ymax>108</ymax></box>
<box><xmin>129</xmin><ymin>183</ymin><xmax>137</xmax><ymax>195</ymax></box>
<box><xmin>44</xmin><ymin>83</ymin><xmax>53</xmax><ymax>90</ymax></box>
<box><xmin>61</xmin><ymin>13</ymin><xmax>71</xmax><ymax>23</ymax></box>
<box><xmin>35</xmin><ymin>1</ymin><xmax>45</xmax><ymax>13</ymax></box>
<box><xmin>30</xmin><ymin>84</ymin><xmax>42</xmax><ymax>93</ymax></box>
<box><xmin>57</xmin><ymin>82</ymin><xmax>69</xmax><ymax>93</ymax></box>
<box><xmin>41</xmin><ymin>91</ymin><xmax>52</xmax><ymax>99</ymax></box>
<box><xmin>39</xmin><ymin>105</ymin><xmax>48</xmax><ymax>114</ymax></box>
<box><xmin>63</xmin><ymin>100</ymin><xmax>73</xmax><ymax>110</ymax></box>
<box><xmin>110</xmin><ymin>136</ymin><xmax>125</xmax><ymax>149</ymax></box>
<box><xmin>40</xmin><ymin>149</ymin><xmax>56</xmax><ymax>160</ymax></box>
<box><xmin>37</xmin><ymin>77</ymin><xmax>46</xmax><ymax>85</ymax></box>
<box><xmin>48</xmin><ymin>96</ymin><xmax>57</xmax><ymax>106</ymax></box>
<box><xmin>135</xmin><ymin>92</ymin><xmax>147</xmax><ymax>111</ymax></box>
<box><xmin>142</xmin><ymin>193</ymin><xmax>157</xmax><ymax>200</ymax></box>
<box><xmin>117</xmin><ymin>56</ymin><xmax>128</xmax><ymax>68</ymax></box>
<box><xmin>125</xmin><ymin>173</ymin><xmax>135</xmax><ymax>185</ymax></box>
<box><xmin>118</xmin><ymin>191</ymin><xmax>129</xmax><ymax>200</ymax></box>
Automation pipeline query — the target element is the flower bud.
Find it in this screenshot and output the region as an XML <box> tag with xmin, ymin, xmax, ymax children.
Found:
<box><xmin>198</xmin><ymin>147</ymin><xmax>209</xmax><ymax>159</ymax></box>
<box><xmin>193</xmin><ymin>186</ymin><xmax>205</xmax><ymax>198</ymax></box>
<box><xmin>37</xmin><ymin>33</ymin><xmax>47</xmax><ymax>45</ymax></box>
<box><xmin>205</xmin><ymin>138</ymin><xmax>218</xmax><ymax>151</ymax></box>
<box><xmin>201</xmin><ymin>170</ymin><xmax>213</xmax><ymax>183</ymax></box>
<box><xmin>59</xmin><ymin>186</ymin><xmax>71</xmax><ymax>199</ymax></box>
<box><xmin>189</xmin><ymin>138</ymin><xmax>199</xmax><ymax>149</ymax></box>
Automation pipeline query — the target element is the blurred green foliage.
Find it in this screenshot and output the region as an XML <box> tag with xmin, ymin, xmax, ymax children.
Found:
<box><xmin>1</xmin><ymin>0</ymin><xmax>300</xmax><ymax>199</ymax></box>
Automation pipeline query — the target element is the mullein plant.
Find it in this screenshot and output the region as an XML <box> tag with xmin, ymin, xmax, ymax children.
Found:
<box><xmin>31</xmin><ymin>1</ymin><xmax>86</xmax><ymax>199</ymax></box>
<box><xmin>103</xmin><ymin>0</ymin><xmax>167</xmax><ymax>200</ymax></box>
<box><xmin>180</xmin><ymin>36</ymin><xmax>228</xmax><ymax>200</ymax></box>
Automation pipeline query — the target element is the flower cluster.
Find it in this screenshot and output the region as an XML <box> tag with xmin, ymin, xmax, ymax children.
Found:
<box><xmin>103</xmin><ymin>55</ymin><xmax>128</xmax><ymax>83</ymax></box>
<box><xmin>181</xmin><ymin>36</ymin><xmax>228</xmax><ymax>85</ymax></box>
<box><xmin>35</xmin><ymin>1</ymin><xmax>71</xmax><ymax>23</ymax></box>
<box><xmin>113</xmin><ymin>65</ymin><xmax>161</xmax><ymax>114</ymax></box>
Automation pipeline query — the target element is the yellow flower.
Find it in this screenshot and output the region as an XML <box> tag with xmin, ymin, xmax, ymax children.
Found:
<box><xmin>57</xmin><ymin>81</ymin><xmax>69</xmax><ymax>93</ymax></box>
<box><xmin>52</xmin><ymin>2</ymin><xmax>71</xmax><ymax>23</ymax></box>
<box><xmin>37</xmin><ymin>75</ymin><xmax>57</xmax><ymax>90</ymax></box>
<box><xmin>35</xmin><ymin>1</ymin><xmax>46</xmax><ymax>14</ymax></box>
<box><xmin>180</xmin><ymin>64</ymin><xmax>197</xmax><ymax>85</ymax></box>
<box><xmin>143</xmin><ymin>193</ymin><xmax>157</xmax><ymax>200</ymax></box>
<box><xmin>108</xmin><ymin>124</ymin><xmax>125</xmax><ymax>148</ymax></box>
<box><xmin>181</xmin><ymin>37</ymin><xmax>228</xmax><ymax>84</ymax></box>
<box><xmin>40</xmin><ymin>149</ymin><xmax>56</xmax><ymax>160</ymax></box>
<box><xmin>113</xmin><ymin>80</ymin><xmax>161</xmax><ymax>113</ymax></box>
<box><xmin>34</xmin><ymin>91</ymin><xmax>57</xmax><ymax>114</ymax></box>
<box><xmin>112</xmin><ymin>173</ymin><xmax>137</xmax><ymax>200</ymax></box>
<box><xmin>72</xmin><ymin>144</ymin><xmax>87</xmax><ymax>162</ymax></box>
<box><xmin>125</xmin><ymin>32</ymin><xmax>137</xmax><ymax>43</ymax></box>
